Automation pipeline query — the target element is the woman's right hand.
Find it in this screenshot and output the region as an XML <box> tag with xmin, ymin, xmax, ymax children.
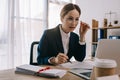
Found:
<box><xmin>55</xmin><ymin>53</ymin><xmax>68</xmax><ymax>64</ymax></box>
<box><xmin>50</xmin><ymin>53</ymin><xmax>68</xmax><ymax>65</ymax></box>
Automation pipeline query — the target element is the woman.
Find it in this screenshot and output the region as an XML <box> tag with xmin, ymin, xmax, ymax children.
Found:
<box><xmin>37</xmin><ymin>3</ymin><xmax>90</xmax><ymax>65</ymax></box>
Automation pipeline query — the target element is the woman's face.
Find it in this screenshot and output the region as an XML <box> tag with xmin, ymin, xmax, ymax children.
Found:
<box><xmin>61</xmin><ymin>9</ymin><xmax>80</xmax><ymax>33</ymax></box>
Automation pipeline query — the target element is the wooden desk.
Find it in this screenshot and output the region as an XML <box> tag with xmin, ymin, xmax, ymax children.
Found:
<box><xmin>0</xmin><ymin>66</ymin><xmax>85</xmax><ymax>80</ymax></box>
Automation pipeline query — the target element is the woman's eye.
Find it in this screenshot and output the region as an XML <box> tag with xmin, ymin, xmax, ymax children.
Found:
<box><xmin>67</xmin><ymin>18</ymin><xmax>73</xmax><ymax>20</ymax></box>
<box><xmin>76</xmin><ymin>18</ymin><xmax>79</xmax><ymax>21</ymax></box>
<box><xmin>67</xmin><ymin>17</ymin><xmax>79</xmax><ymax>21</ymax></box>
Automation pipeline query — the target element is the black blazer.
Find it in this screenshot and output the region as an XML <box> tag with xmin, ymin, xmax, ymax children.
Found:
<box><xmin>37</xmin><ymin>24</ymin><xmax>86</xmax><ymax>65</ymax></box>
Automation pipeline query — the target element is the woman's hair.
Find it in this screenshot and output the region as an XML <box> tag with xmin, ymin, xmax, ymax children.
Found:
<box><xmin>60</xmin><ymin>3</ymin><xmax>81</xmax><ymax>18</ymax></box>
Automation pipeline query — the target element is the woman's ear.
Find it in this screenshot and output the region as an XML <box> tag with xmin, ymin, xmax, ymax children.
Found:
<box><xmin>60</xmin><ymin>17</ymin><xmax>63</xmax><ymax>22</ymax></box>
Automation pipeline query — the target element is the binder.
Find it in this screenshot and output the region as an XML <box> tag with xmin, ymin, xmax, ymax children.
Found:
<box><xmin>15</xmin><ymin>64</ymin><xmax>67</xmax><ymax>78</ymax></box>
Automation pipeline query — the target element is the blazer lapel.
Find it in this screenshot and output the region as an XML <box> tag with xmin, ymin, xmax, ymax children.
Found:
<box><xmin>67</xmin><ymin>33</ymin><xmax>73</xmax><ymax>57</ymax></box>
<box><xmin>54</xmin><ymin>25</ymin><xmax>64</xmax><ymax>53</ymax></box>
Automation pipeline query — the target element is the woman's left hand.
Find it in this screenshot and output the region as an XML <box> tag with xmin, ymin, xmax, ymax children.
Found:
<box><xmin>79</xmin><ymin>21</ymin><xmax>90</xmax><ymax>42</ymax></box>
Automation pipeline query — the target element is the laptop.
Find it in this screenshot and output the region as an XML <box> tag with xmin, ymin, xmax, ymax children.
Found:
<box><xmin>68</xmin><ymin>61</ymin><xmax>94</xmax><ymax>80</ymax></box>
<box><xmin>69</xmin><ymin>69</ymin><xmax>92</xmax><ymax>80</ymax></box>
<box><xmin>95</xmin><ymin>39</ymin><xmax>120</xmax><ymax>75</ymax></box>
<box><xmin>69</xmin><ymin>39</ymin><xmax>120</xmax><ymax>79</ymax></box>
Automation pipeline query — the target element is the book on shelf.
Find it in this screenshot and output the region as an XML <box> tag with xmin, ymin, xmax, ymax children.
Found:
<box><xmin>92</xmin><ymin>29</ymin><xmax>98</xmax><ymax>42</ymax></box>
<box><xmin>92</xmin><ymin>19</ymin><xmax>99</xmax><ymax>42</ymax></box>
<box><xmin>15</xmin><ymin>64</ymin><xmax>67</xmax><ymax>78</ymax></box>
<box><xmin>91</xmin><ymin>44</ymin><xmax>97</xmax><ymax>57</ymax></box>
<box><xmin>99</xmin><ymin>29</ymin><xmax>107</xmax><ymax>39</ymax></box>
<box><xmin>92</xmin><ymin>19</ymin><xmax>99</xmax><ymax>28</ymax></box>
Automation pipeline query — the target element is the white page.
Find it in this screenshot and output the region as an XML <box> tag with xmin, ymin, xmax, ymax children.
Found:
<box><xmin>59</xmin><ymin>60</ymin><xmax>94</xmax><ymax>69</ymax></box>
<box><xmin>16</xmin><ymin>64</ymin><xmax>44</xmax><ymax>72</ymax></box>
<box><xmin>42</xmin><ymin>69</ymin><xmax>66</xmax><ymax>78</ymax></box>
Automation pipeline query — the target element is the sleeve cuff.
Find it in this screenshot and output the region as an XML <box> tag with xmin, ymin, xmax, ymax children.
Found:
<box><xmin>48</xmin><ymin>57</ymin><xmax>54</xmax><ymax>64</ymax></box>
<box><xmin>48</xmin><ymin>57</ymin><xmax>57</xmax><ymax>64</ymax></box>
<box><xmin>79</xmin><ymin>41</ymin><xmax>86</xmax><ymax>45</ymax></box>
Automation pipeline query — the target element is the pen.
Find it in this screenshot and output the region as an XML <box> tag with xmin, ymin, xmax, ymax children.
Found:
<box><xmin>38</xmin><ymin>66</ymin><xmax>50</xmax><ymax>73</ymax></box>
<box><xmin>68</xmin><ymin>59</ymin><xmax>72</xmax><ymax>63</ymax></box>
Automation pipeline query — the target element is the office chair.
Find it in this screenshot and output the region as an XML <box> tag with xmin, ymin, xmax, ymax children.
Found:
<box><xmin>30</xmin><ymin>41</ymin><xmax>39</xmax><ymax>65</ymax></box>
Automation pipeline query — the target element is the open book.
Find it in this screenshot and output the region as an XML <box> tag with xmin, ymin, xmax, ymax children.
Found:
<box><xmin>15</xmin><ymin>64</ymin><xmax>67</xmax><ymax>78</ymax></box>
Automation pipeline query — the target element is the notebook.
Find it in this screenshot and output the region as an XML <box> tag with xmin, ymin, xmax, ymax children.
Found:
<box><xmin>15</xmin><ymin>64</ymin><xmax>67</xmax><ymax>78</ymax></box>
<box><xmin>95</xmin><ymin>39</ymin><xmax>120</xmax><ymax>75</ymax></box>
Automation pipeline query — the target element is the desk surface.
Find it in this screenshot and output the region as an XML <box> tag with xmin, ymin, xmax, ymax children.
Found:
<box><xmin>0</xmin><ymin>66</ymin><xmax>85</xmax><ymax>80</ymax></box>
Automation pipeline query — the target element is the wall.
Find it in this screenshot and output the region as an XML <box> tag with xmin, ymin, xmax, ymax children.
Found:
<box><xmin>76</xmin><ymin>0</ymin><xmax>120</xmax><ymax>27</ymax></box>
<box><xmin>75</xmin><ymin>0</ymin><xmax>120</xmax><ymax>59</ymax></box>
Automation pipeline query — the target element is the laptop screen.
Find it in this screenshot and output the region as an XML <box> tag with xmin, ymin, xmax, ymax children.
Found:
<box><xmin>95</xmin><ymin>39</ymin><xmax>120</xmax><ymax>74</ymax></box>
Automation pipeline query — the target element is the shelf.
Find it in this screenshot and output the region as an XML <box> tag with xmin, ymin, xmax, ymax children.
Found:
<box><xmin>91</xmin><ymin>42</ymin><xmax>98</xmax><ymax>44</ymax></box>
<box><xmin>92</xmin><ymin>26</ymin><xmax>120</xmax><ymax>30</ymax></box>
<box><xmin>91</xmin><ymin>19</ymin><xmax>120</xmax><ymax>58</ymax></box>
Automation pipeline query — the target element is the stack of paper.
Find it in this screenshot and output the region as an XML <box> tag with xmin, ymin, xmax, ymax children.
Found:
<box><xmin>15</xmin><ymin>64</ymin><xmax>67</xmax><ymax>78</ymax></box>
<box><xmin>58</xmin><ymin>60</ymin><xmax>94</xmax><ymax>79</ymax></box>
<box><xmin>59</xmin><ymin>60</ymin><xmax>94</xmax><ymax>69</ymax></box>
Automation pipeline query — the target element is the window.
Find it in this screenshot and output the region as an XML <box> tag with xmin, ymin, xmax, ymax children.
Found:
<box><xmin>48</xmin><ymin>0</ymin><xmax>75</xmax><ymax>29</ymax></box>
<box><xmin>0</xmin><ymin>0</ymin><xmax>75</xmax><ymax>70</ymax></box>
<box><xmin>0</xmin><ymin>0</ymin><xmax>47</xmax><ymax>70</ymax></box>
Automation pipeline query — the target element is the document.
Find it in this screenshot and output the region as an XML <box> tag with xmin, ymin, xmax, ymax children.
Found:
<box><xmin>58</xmin><ymin>60</ymin><xmax>94</xmax><ymax>79</ymax></box>
<box><xmin>15</xmin><ymin>64</ymin><xmax>67</xmax><ymax>78</ymax></box>
<box><xmin>59</xmin><ymin>60</ymin><xmax>94</xmax><ymax>69</ymax></box>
